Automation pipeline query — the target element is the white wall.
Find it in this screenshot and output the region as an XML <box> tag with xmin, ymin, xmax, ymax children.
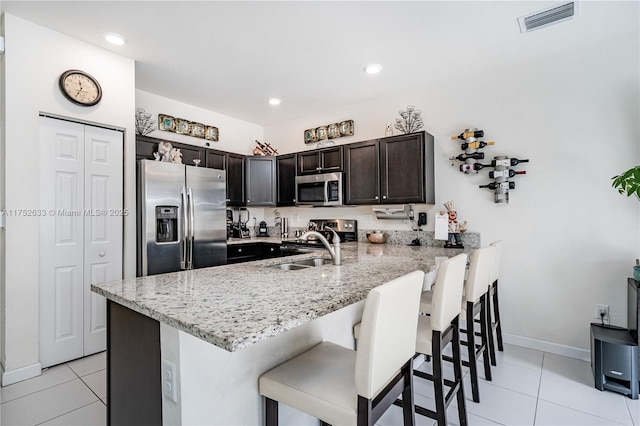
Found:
<box><xmin>1</xmin><ymin>13</ymin><xmax>136</xmax><ymax>383</ymax></box>
<box><xmin>135</xmin><ymin>90</ymin><xmax>262</xmax><ymax>156</ymax></box>
<box><xmin>265</xmin><ymin>33</ymin><xmax>640</xmax><ymax>353</ymax></box>
<box><xmin>0</xmin><ymin>10</ymin><xmax>6</xmax><ymax>370</ymax></box>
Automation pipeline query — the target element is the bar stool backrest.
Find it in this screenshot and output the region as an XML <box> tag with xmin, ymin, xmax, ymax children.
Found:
<box><xmin>489</xmin><ymin>240</ymin><xmax>503</xmax><ymax>284</ymax></box>
<box><xmin>465</xmin><ymin>246</ymin><xmax>496</xmax><ymax>303</ymax></box>
<box><xmin>355</xmin><ymin>270</ymin><xmax>425</xmax><ymax>399</ymax></box>
<box><xmin>430</xmin><ymin>253</ymin><xmax>468</xmax><ymax>332</ymax></box>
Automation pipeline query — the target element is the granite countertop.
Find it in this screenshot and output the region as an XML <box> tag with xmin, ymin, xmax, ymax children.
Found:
<box><xmin>92</xmin><ymin>243</ymin><xmax>467</xmax><ymax>352</ymax></box>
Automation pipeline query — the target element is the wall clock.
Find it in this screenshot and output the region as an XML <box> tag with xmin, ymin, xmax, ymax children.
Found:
<box><xmin>58</xmin><ymin>69</ymin><xmax>102</xmax><ymax>106</ymax></box>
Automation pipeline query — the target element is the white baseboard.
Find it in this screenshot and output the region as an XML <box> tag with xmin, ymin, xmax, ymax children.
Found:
<box><xmin>2</xmin><ymin>362</ymin><xmax>42</xmax><ymax>386</ymax></box>
<box><xmin>504</xmin><ymin>333</ymin><xmax>591</xmax><ymax>362</ymax></box>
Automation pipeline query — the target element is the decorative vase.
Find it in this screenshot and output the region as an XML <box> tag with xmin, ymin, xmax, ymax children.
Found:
<box><xmin>634</xmin><ymin>266</ymin><xmax>640</xmax><ymax>282</ymax></box>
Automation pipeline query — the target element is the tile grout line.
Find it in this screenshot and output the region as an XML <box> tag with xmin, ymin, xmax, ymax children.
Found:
<box><xmin>0</xmin><ymin>366</ymin><xmax>78</xmax><ymax>405</ymax></box>
<box><xmin>77</xmin><ymin>369</ymin><xmax>106</xmax><ymax>403</ymax></box>
<box><xmin>33</xmin><ymin>400</ymin><xmax>103</xmax><ymax>426</ymax></box>
<box><xmin>536</xmin><ymin>351</ymin><xmax>632</xmax><ymax>426</ymax></box>
<box><xmin>534</xmin><ymin>398</ymin><xmax>630</xmax><ymax>426</ymax></box>
<box><xmin>532</xmin><ymin>352</ymin><xmax>545</xmax><ymax>425</ymax></box>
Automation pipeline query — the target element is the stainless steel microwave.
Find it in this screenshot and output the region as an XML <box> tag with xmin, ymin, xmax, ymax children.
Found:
<box><xmin>295</xmin><ymin>172</ymin><xmax>343</xmax><ymax>206</ymax></box>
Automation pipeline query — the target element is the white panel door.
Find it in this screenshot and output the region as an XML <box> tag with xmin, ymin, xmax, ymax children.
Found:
<box><xmin>39</xmin><ymin>117</ymin><xmax>85</xmax><ymax>367</ymax></box>
<box><xmin>83</xmin><ymin>125</ymin><xmax>123</xmax><ymax>356</ymax></box>
<box><xmin>39</xmin><ymin>117</ymin><xmax>123</xmax><ymax>367</ymax></box>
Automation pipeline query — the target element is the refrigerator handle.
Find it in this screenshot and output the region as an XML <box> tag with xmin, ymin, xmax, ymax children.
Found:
<box><xmin>187</xmin><ymin>187</ymin><xmax>195</xmax><ymax>269</ymax></box>
<box><xmin>181</xmin><ymin>187</ymin><xmax>189</xmax><ymax>270</ymax></box>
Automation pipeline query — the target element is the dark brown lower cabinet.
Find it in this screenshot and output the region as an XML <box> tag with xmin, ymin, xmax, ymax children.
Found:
<box><xmin>107</xmin><ymin>301</ymin><xmax>162</xmax><ymax>426</ymax></box>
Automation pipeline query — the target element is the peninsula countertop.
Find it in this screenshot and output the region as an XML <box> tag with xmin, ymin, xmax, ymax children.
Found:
<box><xmin>92</xmin><ymin>243</ymin><xmax>465</xmax><ymax>352</ymax></box>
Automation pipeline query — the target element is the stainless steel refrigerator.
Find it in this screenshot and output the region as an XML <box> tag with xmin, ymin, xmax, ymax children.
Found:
<box><xmin>137</xmin><ymin>159</ymin><xmax>227</xmax><ymax>276</ymax></box>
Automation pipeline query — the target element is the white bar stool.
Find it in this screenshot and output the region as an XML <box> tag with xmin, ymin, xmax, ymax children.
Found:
<box><xmin>460</xmin><ymin>245</ymin><xmax>495</xmax><ymax>403</ymax></box>
<box><xmin>486</xmin><ymin>240</ymin><xmax>504</xmax><ymax>366</ymax></box>
<box><xmin>413</xmin><ymin>253</ymin><xmax>468</xmax><ymax>426</ymax></box>
<box><xmin>259</xmin><ymin>270</ymin><xmax>425</xmax><ymax>426</ymax></box>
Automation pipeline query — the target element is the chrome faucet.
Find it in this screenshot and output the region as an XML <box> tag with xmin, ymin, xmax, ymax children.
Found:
<box><xmin>299</xmin><ymin>227</ymin><xmax>341</xmax><ymax>266</ymax></box>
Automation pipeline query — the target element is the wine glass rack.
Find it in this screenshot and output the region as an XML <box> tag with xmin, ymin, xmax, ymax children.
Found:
<box><xmin>450</xmin><ymin>128</ymin><xmax>529</xmax><ymax>203</ymax></box>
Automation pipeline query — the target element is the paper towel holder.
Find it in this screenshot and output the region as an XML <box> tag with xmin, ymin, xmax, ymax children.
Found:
<box><xmin>372</xmin><ymin>204</ymin><xmax>411</xmax><ymax>220</ymax></box>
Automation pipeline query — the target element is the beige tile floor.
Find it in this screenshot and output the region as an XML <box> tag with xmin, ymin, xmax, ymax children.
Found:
<box><xmin>1</xmin><ymin>345</ymin><xmax>638</xmax><ymax>425</ymax></box>
<box><xmin>1</xmin><ymin>352</ymin><xmax>106</xmax><ymax>426</ymax></box>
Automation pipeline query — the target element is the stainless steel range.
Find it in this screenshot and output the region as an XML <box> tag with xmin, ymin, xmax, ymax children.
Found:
<box><xmin>280</xmin><ymin>219</ymin><xmax>358</xmax><ymax>254</ymax></box>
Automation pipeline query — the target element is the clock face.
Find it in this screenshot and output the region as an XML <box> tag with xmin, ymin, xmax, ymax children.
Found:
<box><xmin>59</xmin><ymin>70</ymin><xmax>102</xmax><ymax>106</ymax></box>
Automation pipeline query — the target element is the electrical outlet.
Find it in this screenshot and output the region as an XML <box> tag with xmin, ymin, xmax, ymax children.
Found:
<box><xmin>595</xmin><ymin>304</ymin><xmax>610</xmax><ymax>322</ymax></box>
<box><xmin>162</xmin><ymin>359</ymin><xmax>178</xmax><ymax>403</ymax></box>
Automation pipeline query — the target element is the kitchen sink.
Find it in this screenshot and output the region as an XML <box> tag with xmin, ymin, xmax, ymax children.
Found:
<box><xmin>271</xmin><ymin>263</ymin><xmax>310</xmax><ymax>271</ymax></box>
<box><xmin>268</xmin><ymin>257</ymin><xmax>333</xmax><ymax>270</ymax></box>
<box><xmin>291</xmin><ymin>258</ymin><xmax>333</xmax><ymax>267</ymax></box>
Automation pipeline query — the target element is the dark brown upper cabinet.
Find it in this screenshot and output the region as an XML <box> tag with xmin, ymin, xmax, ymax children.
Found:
<box><xmin>343</xmin><ymin>140</ymin><xmax>380</xmax><ymax>204</ymax></box>
<box><xmin>207</xmin><ymin>150</ymin><xmax>246</xmax><ymax>207</ymax></box>
<box><xmin>226</xmin><ymin>153</ymin><xmax>246</xmax><ymax>206</ymax></box>
<box><xmin>344</xmin><ymin>131</ymin><xmax>434</xmax><ymax>205</ymax></box>
<box><xmin>245</xmin><ymin>156</ymin><xmax>276</xmax><ymax>207</ymax></box>
<box><xmin>206</xmin><ymin>149</ymin><xmax>226</xmax><ymax>170</ymax></box>
<box><xmin>135</xmin><ymin>135</ymin><xmax>206</xmax><ymax>166</ymax></box>
<box><xmin>297</xmin><ymin>146</ymin><xmax>343</xmax><ymax>175</ymax></box>
<box><xmin>276</xmin><ymin>153</ymin><xmax>297</xmax><ymax>206</ymax></box>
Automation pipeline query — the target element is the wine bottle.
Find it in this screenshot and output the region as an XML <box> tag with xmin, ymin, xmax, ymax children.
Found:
<box><xmin>492</xmin><ymin>157</ymin><xmax>530</xmax><ymax>167</ymax></box>
<box><xmin>461</xmin><ymin>140</ymin><xmax>495</xmax><ymax>150</ymax></box>
<box><xmin>451</xmin><ymin>130</ymin><xmax>484</xmax><ymax>140</ymax></box>
<box><xmin>456</xmin><ymin>152</ymin><xmax>484</xmax><ymax>161</ymax></box>
<box><xmin>489</xmin><ymin>169</ymin><xmax>527</xmax><ymax>179</ymax></box>
<box><xmin>479</xmin><ymin>182</ymin><xmax>515</xmax><ymax>190</ymax></box>
<box><xmin>459</xmin><ymin>163</ymin><xmax>491</xmax><ymax>173</ymax></box>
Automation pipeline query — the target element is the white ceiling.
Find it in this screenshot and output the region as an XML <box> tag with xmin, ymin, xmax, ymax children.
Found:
<box><xmin>2</xmin><ymin>1</ymin><xmax>638</xmax><ymax>126</ymax></box>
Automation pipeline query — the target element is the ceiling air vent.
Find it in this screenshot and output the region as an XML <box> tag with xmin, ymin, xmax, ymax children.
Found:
<box><xmin>518</xmin><ymin>1</ymin><xmax>579</xmax><ymax>33</ymax></box>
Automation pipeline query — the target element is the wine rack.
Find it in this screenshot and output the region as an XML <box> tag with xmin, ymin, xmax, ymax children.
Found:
<box><xmin>450</xmin><ymin>128</ymin><xmax>529</xmax><ymax>203</ymax></box>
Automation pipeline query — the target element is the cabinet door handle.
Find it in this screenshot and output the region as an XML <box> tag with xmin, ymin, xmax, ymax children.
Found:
<box><xmin>238</xmin><ymin>248</ymin><xmax>242</xmax><ymax>253</ymax></box>
<box><xmin>375</xmin><ymin>195</ymin><xmax>379</xmax><ymax>200</ymax></box>
<box><xmin>382</xmin><ymin>195</ymin><xmax>387</xmax><ymax>200</ymax></box>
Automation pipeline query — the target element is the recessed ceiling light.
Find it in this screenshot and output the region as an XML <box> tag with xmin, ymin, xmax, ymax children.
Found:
<box><xmin>105</xmin><ymin>33</ymin><xmax>127</xmax><ymax>46</ymax></box>
<box><xmin>268</xmin><ymin>98</ymin><xmax>281</xmax><ymax>106</ymax></box>
<box><xmin>364</xmin><ymin>64</ymin><xmax>383</xmax><ymax>74</ymax></box>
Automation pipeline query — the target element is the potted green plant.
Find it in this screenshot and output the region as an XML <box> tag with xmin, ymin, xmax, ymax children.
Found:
<box><xmin>611</xmin><ymin>166</ymin><xmax>640</xmax><ymax>200</ymax></box>
<box><xmin>612</xmin><ymin>166</ymin><xmax>640</xmax><ymax>280</ymax></box>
